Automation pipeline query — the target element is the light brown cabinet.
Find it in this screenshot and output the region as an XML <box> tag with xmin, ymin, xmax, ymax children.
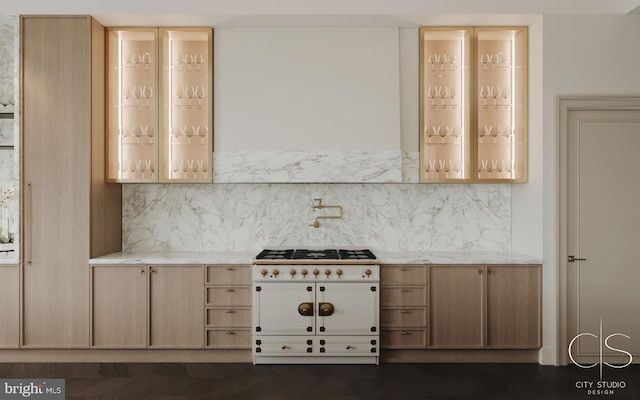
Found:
<box><xmin>428</xmin><ymin>264</ymin><xmax>541</xmax><ymax>349</ymax></box>
<box><xmin>380</xmin><ymin>265</ymin><xmax>428</xmax><ymax>349</ymax></box>
<box><xmin>91</xmin><ymin>265</ymin><xmax>147</xmax><ymax>348</ymax></box>
<box><xmin>419</xmin><ymin>26</ymin><xmax>528</xmax><ymax>183</ymax></box>
<box><xmin>90</xmin><ymin>264</ymin><xmax>204</xmax><ymax>348</ymax></box>
<box><xmin>204</xmin><ymin>265</ymin><xmax>251</xmax><ymax>349</ymax></box>
<box><xmin>21</xmin><ymin>16</ymin><xmax>121</xmax><ymax>348</ymax></box>
<box><xmin>0</xmin><ymin>264</ymin><xmax>19</xmax><ymax>348</ymax></box>
<box><xmin>106</xmin><ymin>27</ymin><xmax>213</xmax><ymax>183</ymax></box>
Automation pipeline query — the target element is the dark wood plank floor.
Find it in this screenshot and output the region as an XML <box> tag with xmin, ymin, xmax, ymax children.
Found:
<box><xmin>1</xmin><ymin>363</ymin><xmax>639</xmax><ymax>399</ymax></box>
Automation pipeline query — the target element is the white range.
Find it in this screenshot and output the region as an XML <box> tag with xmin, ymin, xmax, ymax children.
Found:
<box><xmin>252</xmin><ymin>248</ymin><xmax>380</xmax><ymax>364</ymax></box>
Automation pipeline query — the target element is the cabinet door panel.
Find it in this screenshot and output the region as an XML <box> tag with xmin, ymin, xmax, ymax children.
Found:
<box><xmin>91</xmin><ymin>265</ymin><xmax>147</xmax><ymax>348</ymax></box>
<box><xmin>429</xmin><ymin>265</ymin><xmax>484</xmax><ymax>348</ymax></box>
<box><xmin>149</xmin><ymin>265</ymin><xmax>204</xmax><ymax>348</ymax></box>
<box><xmin>486</xmin><ymin>265</ymin><xmax>541</xmax><ymax>348</ymax></box>
<box><xmin>0</xmin><ymin>265</ymin><xmax>19</xmax><ymax>348</ymax></box>
<box><xmin>22</xmin><ymin>16</ymin><xmax>93</xmax><ymax>347</ymax></box>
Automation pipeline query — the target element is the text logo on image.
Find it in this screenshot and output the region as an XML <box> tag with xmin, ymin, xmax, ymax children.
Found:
<box><xmin>568</xmin><ymin>319</ymin><xmax>632</xmax><ymax>396</ymax></box>
<box><xmin>0</xmin><ymin>379</ymin><xmax>64</xmax><ymax>399</ymax></box>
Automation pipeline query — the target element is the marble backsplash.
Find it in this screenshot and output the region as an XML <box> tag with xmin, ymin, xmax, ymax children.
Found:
<box><xmin>122</xmin><ymin>183</ymin><xmax>511</xmax><ymax>253</ymax></box>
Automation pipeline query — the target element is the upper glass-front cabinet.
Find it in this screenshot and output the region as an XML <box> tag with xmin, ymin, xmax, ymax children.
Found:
<box><xmin>106</xmin><ymin>27</ymin><xmax>213</xmax><ymax>183</ymax></box>
<box><xmin>420</xmin><ymin>26</ymin><xmax>527</xmax><ymax>183</ymax></box>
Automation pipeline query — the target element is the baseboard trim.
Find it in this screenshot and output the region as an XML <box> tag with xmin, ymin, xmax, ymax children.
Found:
<box><xmin>0</xmin><ymin>349</ymin><xmax>252</xmax><ymax>363</ymax></box>
<box><xmin>381</xmin><ymin>349</ymin><xmax>540</xmax><ymax>363</ymax></box>
<box><xmin>0</xmin><ymin>349</ymin><xmax>540</xmax><ymax>364</ymax></box>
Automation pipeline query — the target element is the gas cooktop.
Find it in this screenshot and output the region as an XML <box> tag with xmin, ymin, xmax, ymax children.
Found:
<box><xmin>254</xmin><ymin>248</ymin><xmax>378</xmax><ymax>264</ymax></box>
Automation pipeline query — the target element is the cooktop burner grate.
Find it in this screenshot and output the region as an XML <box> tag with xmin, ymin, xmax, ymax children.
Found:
<box><xmin>255</xmin><ymin>248</ymin><xmax>377</xmax><ymax>261</ymax></box>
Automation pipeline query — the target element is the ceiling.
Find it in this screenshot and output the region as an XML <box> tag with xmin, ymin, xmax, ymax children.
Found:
<box><xmin>0</xmin><ymin>0</ymin><xmax>639</xmax><ymax>27</ymax></box>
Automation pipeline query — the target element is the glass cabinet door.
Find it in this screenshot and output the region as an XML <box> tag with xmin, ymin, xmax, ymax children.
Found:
<box><xmin>106</xmin><ymin>28</ymin><xmax>159</xmax><ymax>183</ymax></box>
<box><xmin>420</xmin><ymin>28</ymin><xmax>472</xmax><ymax>183</ymax></box>
<box><xmin>475</xmin><ymin>27</ymin><xmax>527</xmax><ymax>182</ymax></box>
<box><xmin>159</xmin><ymin>28</ymin><xmax>213</xmax><ymax>183</ymax></box>
<box><xmin>419</xmin><ymin>26</ymin><xmax>527</xmax><ymax>183</ymax></box>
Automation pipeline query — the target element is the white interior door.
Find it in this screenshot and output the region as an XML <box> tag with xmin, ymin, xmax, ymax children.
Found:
<box><xmin>566</xmin><ymin>107</ymin><xmax>640</xmax><ymax>364</ymax></box>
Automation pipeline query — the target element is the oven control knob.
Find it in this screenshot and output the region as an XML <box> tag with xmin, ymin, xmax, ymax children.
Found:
<box><xmin>290</xmin><ymin>269</ymin><xmax>297</xmax><ymax>276</ymax></box>
<box><xmin>324</xmin><ymin>269</ymin><xmax>331</xmax><ymax>276</ymax></box>
<box><xmin>313</xmin><ymin>269</ymin><xmax>320</xmax><ymax>276</ymax></box>
<box><xmin>261</xmin><ymin>269</ymin><xmax>268</xmax><ymax>277</ymax></box>
<box><xmin>364</xmin><ymin>269</ymin><xmax>372</xmax><ymax>277</ymax></box>
<box><xmin>301</xmin><ymin>269</ymin><xmax>308</xmax><ymax>276</ymax></box>
<box><xmin>272</xmin><ymin>269</ymin><xmax>280</xmax><ymax>276</ymax></box>
<box><xmin>336</xmin><ymin>269</ymin><xmax>343</xmax><ymax>277</ymax></box>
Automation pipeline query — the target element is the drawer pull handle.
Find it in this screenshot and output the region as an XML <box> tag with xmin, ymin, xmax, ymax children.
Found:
<box><xmin>400</xmin><ymin>310</ymin><xmax>410</xmax><ymax>314</ymax></box>
<box><xmin>225</xmin><ymin>289</ymin><xmax>235</xmax><ymax>292</ymax></box>
<box><xmin>225</xmin><ymin>268</ymin><xmax>234</xmax><ymax>271</ymax></box>
<box><xmin>400</xmin><ymin>268</ymin><xmax>409</xmax><ymax>271</ymax></box>
<box><xmin>225</xmin><ymin>331</ymin><xmax>235</xmax><ymax>335</ymax></box>
<box><xmin>400</xmin><ymin>289</ymin><xmax>409</xmax><ymax>293</ymax></box>
<box><xmin>281</xmin><ymin>345</ymin><xmax>288</xmax><ymax>350</ymax></box>
<box><xmin>346</xmin><ymin>345</ymin><xmax>353</xmax><ymax>350</ymax></box>
<box><xmin>401</xmin><ymin>331</ymin><xmax>411</xmax><ymax>335</ymax></box>
<box><xmin>225</xmin><ymin>309</ymin><xmax>234</xmax><ymax>313</ymax></box>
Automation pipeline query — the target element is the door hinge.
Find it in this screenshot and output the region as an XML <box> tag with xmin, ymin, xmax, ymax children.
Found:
<box><xmin>568</xmin><ymin>255</ymin><xmax>587</xmax><ymax>263</ymax></box>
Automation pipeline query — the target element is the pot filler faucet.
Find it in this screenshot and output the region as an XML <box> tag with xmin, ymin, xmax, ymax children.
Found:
<box><xmin>309</xmin><ymin>198</ymin><xmax>343</xmax><ymax>228</ymax></box>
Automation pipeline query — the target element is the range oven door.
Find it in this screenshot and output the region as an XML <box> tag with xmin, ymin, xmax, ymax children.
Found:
<box><xmin>253</xmin><ymin>282</ymin><xmax>315</xmax><ymax>335</ymax></box>
<box><xmin>317</xmin><ymin>282</ymin><xmax>379</xmax><ymax>335</ymax></box>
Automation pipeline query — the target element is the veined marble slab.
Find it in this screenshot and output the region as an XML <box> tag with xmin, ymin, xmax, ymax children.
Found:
<box><xmin>89</xmin><ymin>250</ymin><xmax>540</xmax><ymax>265</ymax></box>
<box><xmin>89</xmin><ymin>251</ymin><xmax>256</xmax><ymax>265</ymax></box>
<box><xmin>212</xmin><ymin>150</ymin><xmax>402</xmax><ymax>183</ymax></box>
<box><xmin>122</xmin><ymin>183</ymin><xmax>511</xmax><ymax>253</ymax></box>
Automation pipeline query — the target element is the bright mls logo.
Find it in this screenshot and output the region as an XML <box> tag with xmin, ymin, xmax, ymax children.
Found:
<box><xmin>568</xmin><ymin>319</ymin><xmax>632</xmax><ymax>396</ymax></box>
<box><xmin>0</xmin><ymin>379</ymin><xmax>64</xmax><ymax>399</ymax></box>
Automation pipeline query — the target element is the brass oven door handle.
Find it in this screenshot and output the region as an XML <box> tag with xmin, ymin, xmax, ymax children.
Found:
<box><xmin>298</xmin><ymin>302</ymin><xmax>314</xmax><ymax>316</ymax></box>
<box><xmin>318</xmin><ymin>302</ymin><xmax>334</xmax><ymax>317</ymax></box>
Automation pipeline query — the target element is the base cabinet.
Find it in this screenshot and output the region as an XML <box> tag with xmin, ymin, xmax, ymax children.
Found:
<box><xmin>380</xmin><ymin>265</ymin><xmax>428</xmax><ymax>349</ymax></box>
<box><xmin>205</xmin><ymin>265</ymin><xmax>251</xmax><ymax>349</ymax></box>
<box><xmin>429</xmin><ymin>265</ymin><xmax>484</xmax><ymax>348</ymax></box>
<box><xmin>91</xmin><ymin>265</ymin><xmax>204</xmax><ymax>348</ymax></box>
<box><xmin>429</xmin><ymin>264</ymin><xmax>541</xmax><ymax>349</ymax></box>
<box><xmin>0</xmin><ymin>264</ymin><xmax>19</xmax><ymax>348</ymax></box>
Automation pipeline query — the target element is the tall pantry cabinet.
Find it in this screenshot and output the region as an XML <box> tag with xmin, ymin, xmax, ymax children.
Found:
<box><xmin>21</xmin><ymin>16</ymin><xmax>122</xmax><ymax>347</ymax></box>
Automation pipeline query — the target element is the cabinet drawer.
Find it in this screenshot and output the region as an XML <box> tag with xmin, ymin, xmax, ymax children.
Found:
<box><xmin>381</xmin><ymin>307</ymin><xmax>427</xmax><ymax>327</ymax></box>
<box><xmin>206</xmin><ymin>307</ymin><xmax>251</xmax><ymax>327</ymax></box>
<box><xmin>206</xmin><ymin>329</ymin><xmax>251</xmax><ymax>349</ymax></box>
<box><xmin>381</xmin><ymin>286</ymin><xmax>427</xmax><ymax>306</ymax></box>
<box><xmin>381</xmin><ymin>265</ymin><xmax>427</xmax><ymax>284</ymax></box>
<box><xmin>381</xmin><ymin>329</ymin><xmax>427</xmax><ymax>349</ymax></box>
<box><xmin>206</xmin><ymin>265</ymin><xmax>250</xmax><ymax>285</ymax></box>
<box><xmin>206</xmin><ymin>287</ymin><xmax>251</xmax><ymax>307</ymax></box>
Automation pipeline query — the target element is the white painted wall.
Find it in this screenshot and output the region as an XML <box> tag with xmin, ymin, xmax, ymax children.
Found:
<box><xmin>214</xmin><ymin>27</ymin><xmax>400</xmax><ymax>151</ymax></box>
<box><xmin>541</xmin><ymin>13</ymin><xmax>640</xmax><ymax>365</ymax></box>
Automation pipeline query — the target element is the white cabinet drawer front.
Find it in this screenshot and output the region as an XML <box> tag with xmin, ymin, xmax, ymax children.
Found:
<box><xmin>206</xmin><ymin>307</ymin><xmax>251</xmax><ymax>327</ymax></box>
<box><xmin>206</xmin><ymin>265</ymin><xmax>250</xmax><ymax>285</ymax></box>
<box><xmin>206</xmin><ymin>329</ymin><xmax>251</xmax><ymax>349</ymax></box>
<box><xmin>319</xmin><ymin>336</ymin><xmax>379</xmax><ymax>355</ymax></box>
<box><xmin>206</xmin><ymin>287</ymin><xmax>251</xmax><ymax>306</ymax></box>
<box><xmin>381</xmin><ymin>307</ymin><xmax>427</xmax><ymax>327</ymax></box>
<box><xmin>381</xmin><ymin>265</ymin><xmax>427</xmax><ymax>284</ymax></box>
<box><xmin>254</xmin><ymin>336</ymin><xmax>313</xmax><ymax>356</ymax></box>
<box><xmin>381</xmin><ymin>329</ymin><xmax>427</xmax><ymax>349</ymax></box>
<box><xmin>381</xmin><ymin>286</ymin><xmax>427</xmax><ymax>306</ymax></box>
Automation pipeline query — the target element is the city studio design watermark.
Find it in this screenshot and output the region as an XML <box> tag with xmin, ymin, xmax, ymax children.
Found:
<box><xmin>568</xmin><ymin>319</ymin><xmax>632</xmax><ymax>396</ymax></box>
<box><xmin>0</xmin><ymin>380</ymin><xmax>64</xmax><ymax>399</ymax></box>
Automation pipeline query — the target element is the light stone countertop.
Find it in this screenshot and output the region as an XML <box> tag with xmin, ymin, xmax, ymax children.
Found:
<box><xmin>89</xmin><ymin>250</ymin><xmax>542</xmax><ymax>266</ymax></box>
<box><xmin>0</xmin><ymin>257</ymin><xmax>18</xmax><ymax>265</ymax></box>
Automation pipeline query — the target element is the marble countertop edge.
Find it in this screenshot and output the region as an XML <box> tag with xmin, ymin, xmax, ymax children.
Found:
<box><xmin>89</xmin><ymin>251</ymin><xmax>543</xmax><ymax>265</ymax></box>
